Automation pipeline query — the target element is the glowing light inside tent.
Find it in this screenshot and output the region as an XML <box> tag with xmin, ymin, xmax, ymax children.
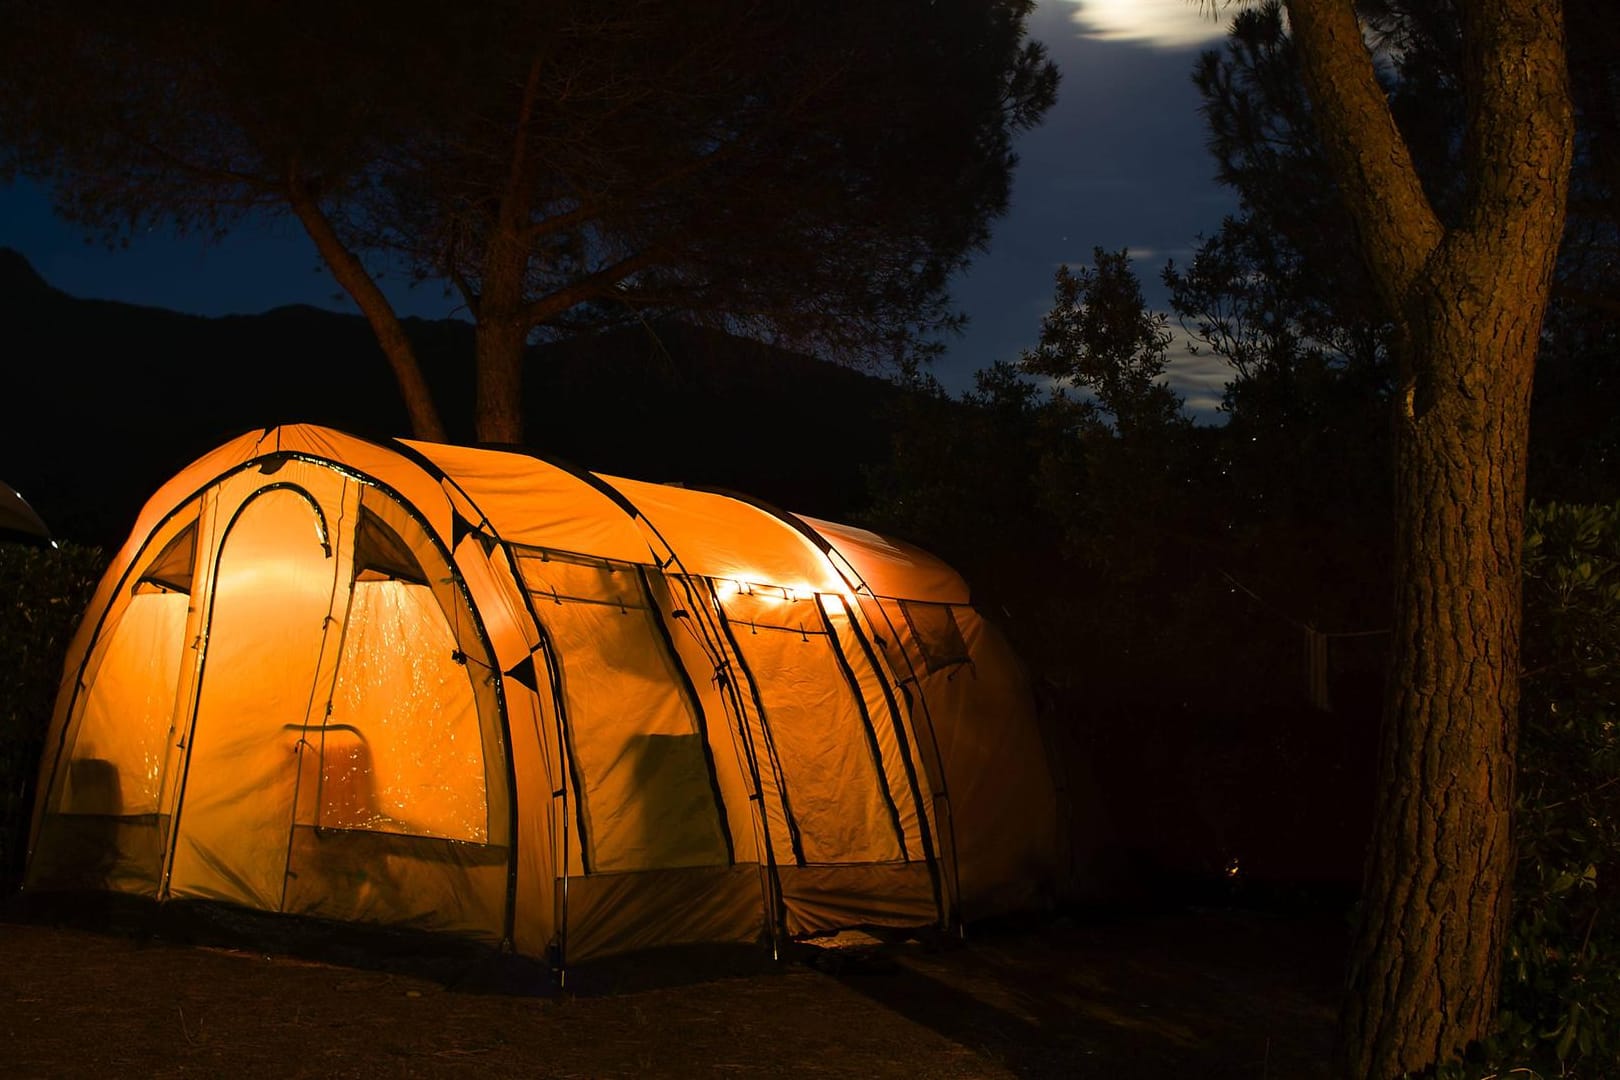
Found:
<box><xmin>713</xmin><ymin>578</ymin><xmax>855</xmax><ymax>606</ymax></box>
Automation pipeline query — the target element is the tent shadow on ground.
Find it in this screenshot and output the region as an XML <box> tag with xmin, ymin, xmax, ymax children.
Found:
<box><xmin>813</xmin><ymin>907</ymin><xmax>1344</xmax><ymax>1080</ymax></box>
<box><xmin>4</xmin><ymin>889</ymin><xmax>1345</xmax><ymax>1078</ymax></box>
<box><xmin>1</xmin><ymin>887</ymin><xmax>812</xmax><ymax>997</ymax></box>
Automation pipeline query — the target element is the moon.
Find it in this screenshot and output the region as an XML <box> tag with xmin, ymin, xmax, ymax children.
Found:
<box><xmin>1059</xmin><ymin>0</ymin><xmax>1233</xmax><ymax>49</ymax></box>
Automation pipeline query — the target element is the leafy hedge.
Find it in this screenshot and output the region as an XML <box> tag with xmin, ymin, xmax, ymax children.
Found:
<box><xmin>1432</xmin><ymin>502</ymin><xmax>1620</xmax><ymax>1078</ymax></box>
<box><xmin>0</xmin><ymin>541</ymin><xmax>107</xmax><ymax>891</ymax></box>
<box><xmin>1494</xmin><ymin>502</ymin><xmax>1620</xmax><ymax>1075</ymax></box>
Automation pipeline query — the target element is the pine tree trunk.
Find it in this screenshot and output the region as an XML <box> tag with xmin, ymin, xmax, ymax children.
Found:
<box><xmin>1336</xmin><ymin>283</ymin><xmax>1540</xmax><ymax>1077</ymax></box>
<box><xmin>473</xmin><ymin>317</ymin><xmax>527</xmax><ymax>446</ymax></box>
<box><xmin>287</xmin><ymin>182</ymin><xmax>449</xmax><ymax>443</ymax></box>
<box><xmin>1278</xmin><ymin>2</ymin><xmax>1573</xmax><ymax>1075</ymax></box>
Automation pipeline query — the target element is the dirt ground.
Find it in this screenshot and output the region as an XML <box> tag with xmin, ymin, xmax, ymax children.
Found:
<box><xmin>0</xmin><ymin>895</ymin><xmax>1347</xmax><ymax>1079</ymax></box>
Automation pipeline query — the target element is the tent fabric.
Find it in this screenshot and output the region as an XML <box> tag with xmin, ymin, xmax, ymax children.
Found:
<box><xmin>794</xmin><ymin>513</ymin><xmax>970</xmax><ymax>605</ymax></box>
<box><xmin>787</xmin><ymin>514</ymin><xmax>1062</xmax><ymax>919</ymax></box>
<box><xmin>24</xmin><ymin>423</ymin><xmax>1063</xmax><ymax>965</ymax></box>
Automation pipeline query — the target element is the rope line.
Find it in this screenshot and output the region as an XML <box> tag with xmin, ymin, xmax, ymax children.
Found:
<box><xmin>1218</xmin><ymin>569</ymin><xmax>1390</xmax><ymax>639</ymax></box>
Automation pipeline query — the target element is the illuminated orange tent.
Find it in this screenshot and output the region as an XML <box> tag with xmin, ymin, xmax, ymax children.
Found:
<box><xmin>25</xmin><ymin>424</ymin><xmax>1061</xmax><ymax>965</ymax></box>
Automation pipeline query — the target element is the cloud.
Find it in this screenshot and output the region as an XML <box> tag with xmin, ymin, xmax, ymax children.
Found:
<box><xmin>1127</xmin><ymin>246</ymin><xmax>1198</xmax><ymax>264</ymax></box>
<box><xmin>1058</xmin><ymin>0</ymin><xmax>1232</xmax><ymax>50</ymax></box>
<box><xmin>1163</xmin><ymin>319</ymin><xmax>1230</xmax><ymax>422</ymax></box>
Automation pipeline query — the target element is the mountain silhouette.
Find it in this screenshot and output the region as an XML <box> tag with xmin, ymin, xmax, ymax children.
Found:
<box><xmin>0</xmin><ymin>246</ymin><xmax>55</xmax><ymax>298</ymax></box>
<box><xmin>0</xmin><ymin>248</ymin><xmax>909</xmax><ymax>549</ymax></box>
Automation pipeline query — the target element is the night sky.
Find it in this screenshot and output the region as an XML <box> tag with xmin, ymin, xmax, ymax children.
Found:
<box><xmin>0</xmin><ymin>2</ymin><xmax>1237</xmax><ymax>418</ymax></box>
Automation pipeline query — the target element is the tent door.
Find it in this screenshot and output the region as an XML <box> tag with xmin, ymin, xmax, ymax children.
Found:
<box><xmin>163</xmin><ymin>482</ymin><xmax>344</xmax><ymax>911</ymax></box>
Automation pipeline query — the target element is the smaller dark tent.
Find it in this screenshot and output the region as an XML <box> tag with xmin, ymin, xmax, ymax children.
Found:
<box><xmin>0</xmin><ymin>478</ymin><xmax>52</xmax><ymax>547</ymax></box>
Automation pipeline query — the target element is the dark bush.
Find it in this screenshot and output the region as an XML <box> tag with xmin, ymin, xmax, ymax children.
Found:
<box><xmin>1434</xmin><ymin>502</ymin><xmax>1620</xmax><ymax>1078</ymax></box>
<box><xmin>1</xmin><ymin>541</ymin><xmax>107</xmax><ymax>891</ymax></box>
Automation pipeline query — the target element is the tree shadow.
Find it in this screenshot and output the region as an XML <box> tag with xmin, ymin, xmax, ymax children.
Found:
<box><xmin>808</xmin><ymin>907</ymin><xmax>1343</xmax><ymax>1079</ymax></box>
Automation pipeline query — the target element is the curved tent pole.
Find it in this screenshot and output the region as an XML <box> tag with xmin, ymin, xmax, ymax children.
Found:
<box><xmin>26</xmin><ymin>496</ymin><xmax>205</xmax><ymax>876</ymax></box>
<box><xmin>477</xmin><ymin>448</ymin><xmax>788</xmax><ymax>963</ymax></box>
<box><xmin>159</xmin><ymin>480</ymin><xmax>336</xmax><ymax>897</ymax></box>
<box><xmin>146</xmin><ymin>444</ymin><xmax>522</xmax><ymax>948</ymax></box>
<box><xmin>815</xmin><ymin>587</ymin><xmax>947</xmax><ymax>921</ymax></box>
<box><xmin>696</xmin><ymin>488</ymin><xmax>963</xmax><ymax>936</ymax></box>
<box><xmin>824</xmin><ymin>580</ymin><xmax>961</xmax><ymax>933</ymax></box>
<box><xmin>386</xmin><ymin>438</ymin><xmax>567</xmax><ymax>976</ymax></box>
<box><xmin>618</xmin><ymin>521</ymin><xmax>789</xmax><ymax>959</ymax></box>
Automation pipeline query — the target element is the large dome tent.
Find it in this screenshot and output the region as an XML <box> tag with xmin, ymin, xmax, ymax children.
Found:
<box><xmin>24</xmin><ymin>424</ymin><xmax>1063</xmax><ymax>971</ymax></box>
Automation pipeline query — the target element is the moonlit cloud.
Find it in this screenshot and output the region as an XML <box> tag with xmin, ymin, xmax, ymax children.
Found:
<box><xmin>1012</xmin><ymin>312</ymin><xmax>1232</xmax><ymax>424</ymax></box>
<box><xmin>1163</xmin><ymin>320</ymin><xmax>1231</xmax><ymax>420</ymax></box>
<box><xmin>1060</xmin><ymin>0</ymin><xmax>1232</xmax><ymax>49</ymax></box>
<box><xmin>1048</xmin><ymin>247</ymin><xmax>1194</xmax><ymax>270</ymax></box>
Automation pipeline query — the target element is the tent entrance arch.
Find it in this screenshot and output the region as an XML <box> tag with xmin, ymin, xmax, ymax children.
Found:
<box><xmin>164</xmin><ymin>480</ymin><xmax>340</xmax><ymax>910</ymax></box>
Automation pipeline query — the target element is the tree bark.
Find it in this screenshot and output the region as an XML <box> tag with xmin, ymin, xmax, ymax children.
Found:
<box><xmin>472</xmin><ymin>199</ymin><xmax>531</xmax><ymax>445</ymax></box>
<box><xmin>1339</xmin><ymin>271</ymin><xmax>1543</xmax><ymax>1078</ymax></box>
<box><xmin>473</xmin><ymin>316</ymin><xmax>528</xmax><ymax>446</ymax></box>
<box><xmin>286</xmin><ymin>177</ymin><xmax>449</xmax><ymax>444</ymax></box>
<box><xmin>1279</xmin><ymin>1</ymin><xmax>1573</xmax><ymax>1076</ymax></box>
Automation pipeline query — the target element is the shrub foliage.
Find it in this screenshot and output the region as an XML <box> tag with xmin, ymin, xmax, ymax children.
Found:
<box><xmin>0</xmin><ymin>541</ymin><xmax>106</xmax><ymax>890</ymax></box>
<box><xmin>1493</xmin><ymin>502</ymin><xmax>1620</xmax><ymax>1075</ymax></box>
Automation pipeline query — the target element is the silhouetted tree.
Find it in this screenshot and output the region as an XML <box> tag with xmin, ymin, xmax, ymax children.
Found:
<box><xmin>862</xmin><ymin>252</ymin><xmax>1227</xmax><ymax>700</ymax></box>
<box><xmin>0</xmin><ymin>0</ymin><xmax>1057</xmax><ymax>443</ymax></box>
<box><xmin>1022</xmin><ymin>248</ymin><xmax>1188</xmax><ymax>438</ymax></box>
<box><xmin>1017</xmin><ymin>248</ymin><xmax>1208</xmax><ymax>576</ymax></box>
